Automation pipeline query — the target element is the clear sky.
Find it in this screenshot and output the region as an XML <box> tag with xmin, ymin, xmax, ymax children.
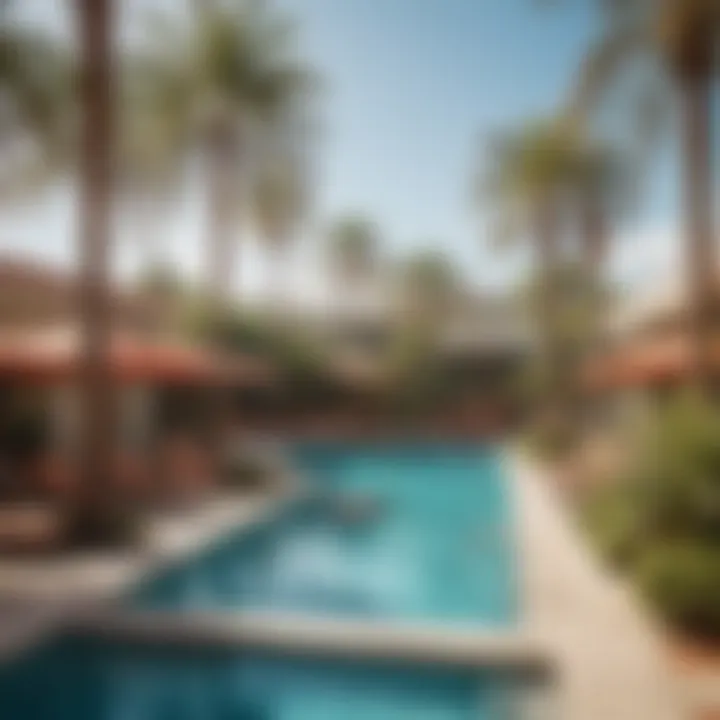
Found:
<box><xmin>0</xmin><ymin>0</ymin><xmax>684</xmax><ymax>302</ymax></box>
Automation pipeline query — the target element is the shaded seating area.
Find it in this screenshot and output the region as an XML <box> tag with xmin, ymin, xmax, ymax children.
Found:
<box><xmin>0</xmin><ymin>325</ymin><xmax>273</xmax><ymax>551</ymax></box>
<box><xmin>584</xmin><ymin>333</ymin><xmax>720</xmax><ymax>392</ymax></box>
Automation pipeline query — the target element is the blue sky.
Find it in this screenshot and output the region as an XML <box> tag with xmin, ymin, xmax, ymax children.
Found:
<box><xmin>0</xmin><ymin>0</ymin><xmax>683</xmax><ymax>300</ymax></box>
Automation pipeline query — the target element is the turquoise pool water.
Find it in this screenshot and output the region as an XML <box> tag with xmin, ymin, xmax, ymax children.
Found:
<box><xmin>0</xmin><ymin>635</ymin><xmax>543</xmax><ymax>720</ymax></box>
<box><xmin>136</xmin><ymin>444</ymin><xmax>516</xmax><ymax>624</ymax></box>
<box><xmin>0</xmin><ymin>444</ymin><xmax>533</xmax><ymax>719</ymax></box>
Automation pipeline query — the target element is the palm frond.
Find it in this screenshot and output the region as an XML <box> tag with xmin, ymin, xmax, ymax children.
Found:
<box><xmin>327</xmin><ymin>216</ymin><xmax>379</xmax><ymax>282</ymax></box>
<box><xmin>566</xmin><ymin>23</ymin><xmax>647</xmax><ymax>125</ymax></box>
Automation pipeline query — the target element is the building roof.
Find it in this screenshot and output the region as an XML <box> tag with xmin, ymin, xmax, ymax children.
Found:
<box><xmin>584</xmin><ymin>333</ymin><xmax>720</xmax><ymax>390</ymax></box>
<box><xmin>609</xmin><ymin>283</ymin><xmax>683</xmax><ymax>337</ymax></box>
<box><xmin>0</xmin><ymin>256</ymin><xmax>156</xmax><ymax>332</ymax></box>
<box><xmin>608</xmin><ymin>265</ymin><xmax>720</xmax><ymax>338</ymax></box>
<box><xmin>0</xmin><ymin>326</ymin><xmax>272</xmax><ymax>386</ymax></box>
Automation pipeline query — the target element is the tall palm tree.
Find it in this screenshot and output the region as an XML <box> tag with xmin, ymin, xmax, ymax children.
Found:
<box><xmin>251</xmin><ymin>153</ymin><xmax>306</xmax><ymax>311</ymax></box>
<box><xmin>398</xmin><ymin>250</ymin><xmax>458</xmax><ymax>330</ymax></box>
<box><xmin>72</xmin><ymin>0</ymin><xmax>119</xmax><ymax>543</ymax></box>
<box><xmin>326</xmin><ymin>216</ymin><xmax>378</xmax><ymax>288</ymax></box>
<box><xmin>0</xmin><ymin>5</ymin><xmax>121</xmax><ymax>542</ymax></box>
<box><xmin>569</xmin><ymin>135</ymin><xmax>631</xmax><ymax>356</ymax></box>
<box><xmin>117</xmin><ymin>76</ymin><xmax>185</xmax><ymax>276</ymax></box>
<box><xmin>568</xmin><ymin>138</ymin><xmax>624</xmax><ymax>273</ymax></box>
<box><xmin>479</xmin><ymin>119</ymin><xmax>625</xmax><ymax>366</ymax></box>
<box><xmin>479</xmin><ymin>120</ymin><xmax>571</xmax><ymax>392</ymax></box>
<box><xmin>569</xmin><ymin>0</ymin><xmax>720</xmax><ymax>386</ymax></box>
<box><xmin>386</xmin><ymin>250</ymin><xmax>459</xmax><ymax>412</ymax></box>
<box><xmin>0</xmin><ymin>3</ymin><xmax>71</xmax><ymax>198</ymax></box>
<box><xmin>326</xmin><ymin>216</ymin><xmax>380</xmax><ymax>314</ymax></box>
<box><xmin>135</xmin><ymin>0</ymin><xmax>317</xmax><ymax>305</ymax></box>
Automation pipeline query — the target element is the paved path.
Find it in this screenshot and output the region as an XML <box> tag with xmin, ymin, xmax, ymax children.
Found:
<box><xmin>0</xmin><ymin>491</ymin><xmax>296</xmax><ymax>661</ymax></box>
<box><xmin>513</xmin><ymin>456</ymin><xmax>686</xmax><ymax>720</ymax></box>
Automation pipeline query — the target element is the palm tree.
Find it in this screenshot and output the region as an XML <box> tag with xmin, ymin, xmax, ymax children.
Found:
<box><xmin>398</xmin><ymin>250</ymin><xmax>458</xmax><ymax>329</ymax></box>
<box><xmin>134</xmin><ymin>0</ymin><xmax>317</xmax><ymax>304</ymax></box>
<box><xmin>386</xmin><ymin>250</ymin><xmax>459</xmax><ymax>413</ymax></box>
<box><xmin>327</xmin><ymin>216</ymin><xmax>378</xmax><ymax>281</ymax></box>
<box><xmin>0</xmin><ymin>5</ymin><xmax>121</xmax><ymax>543</ymax></box>
<box><xmin>479</xmin><ymin>119</ymin><xmax>626</xmax><ymax>373</ymax></box>
<box><xmin>72</xmin><ymin>0</ymin><xmax>119</xmax><ymax>543</ymax></box>
<box><xmin>569</xmin><ymin>0</ymin><xmax>720</xmax><ymax>386</ymax></box>
<box><xmin>251</xmin><ymin>153</ymin><xmax>306</xmax><ymax>311</ymax></box>
<box><xmin>568</xmin><ymin>138</ymin><xmax>624</xmax><ymax>274</ymax></box>
<box><xmin>0</xmin><ymin>3</ymin><xmax>71</xmax><ymax>198</ymax></box>
<box><xmin>569</xmin><ymin>135</ymin><xmax>631</xmax><ymax>357</ymax></box>
<box><xmin>117</xmin><ymin>77</ymin><xmax>185</xmax><ymax>276</ymax></box>
<box><xmin>326</xmin><ymin>215</ymin><xmax>379</xmax><ymax>302</ymax></box>
<box><xmin>479</xmin><ymin>120</ymin><xmax>571</xmax><ymax>393</ymax></box>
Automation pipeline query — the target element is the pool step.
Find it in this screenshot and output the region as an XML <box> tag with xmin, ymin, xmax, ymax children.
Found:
<box><xmin>73</xmin><ymin>608</ymin><xmax>554</xmax><ymax>674</ymax></box>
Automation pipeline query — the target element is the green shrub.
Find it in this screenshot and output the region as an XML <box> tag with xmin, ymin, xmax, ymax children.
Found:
<box><xmin>524</xmin><ymin>418</ymin><xmax>580</xmax><ymax>462</ymax></box>
<box><xmin>637</xmin><ymin>542</ymin><xmax>720</xmax><ymax>638</ymax></box>
<box><xmin>584</xmin><ymin>485</ymin><xmax>644</xmax><ymax>569</ymax></box>
<box><xmin>584</xmin><ymin>391</ymin><xmax>720</xmax><ymax>637</ymax></box>
<box><xmin>620</xmin><ymin>392</ymin><xmax>720</xmax><ymax>542</ymax></box>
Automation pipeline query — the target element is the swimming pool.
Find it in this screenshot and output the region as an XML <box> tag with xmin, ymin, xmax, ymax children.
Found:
<box><xmin>0</xmin><ymin>635</ymin><xmax>547</xmax><ymax>720</ymax></box>
<box><xmin>0</xmin><ymin>443</ymin><xmax>538</xmax><ymax>719</ymax></box>
<box><xmin>135</xmin><ymin>444</ymin><xmax>517</xmax><ymax>625</ymax></box>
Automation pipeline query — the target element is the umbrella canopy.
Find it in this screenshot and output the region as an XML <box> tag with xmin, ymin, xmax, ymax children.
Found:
<box><xmin>584</xmin><ymin>334</ymin><xmax>720</xmax><ymax>391</ymax></box>
<box><xmin>0</xmin><ymin>326</ymin><xmax>273</xmax><ymax>386</ymax></box>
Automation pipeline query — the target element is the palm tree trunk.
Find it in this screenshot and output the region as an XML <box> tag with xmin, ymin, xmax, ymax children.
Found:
<box><xmin>536</xmin><ymin>200</ymin><xmax>561</xmax><ymax>398</ymax></box>
<box><xmin>207</xmin><ymin>208</ymin><xmax>236</xmax><ymax>304</ymax></box>
<box><xmin>581</xmin><ymin>194</ymin><xmax>607</xmax><ymax>350</ymax></box>
<box><xmin>681</xmin><ymin>71</ymin><xmax>714</xmax><ymax>390</ymax></box>
<box><xmin>70</xmin><ymin>0</ymin><xmax>119</xmax><ymax>544</ymax></box>
<box><xmin>206</xmin><ymin>137</ymin><xmax>238</xmax><ymax>304</ymax></box>
<box><xmin>581</xmin><ymin>194</ymin><xmax>607</xmax><ymax>275</ymax></box>
<box><xmin>204</xmin><ymin>137</ymin><xmax>239</xmax><ymax>477</ymax></box>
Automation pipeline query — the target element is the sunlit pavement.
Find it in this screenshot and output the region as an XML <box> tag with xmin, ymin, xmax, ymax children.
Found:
<box><xmin>513</xmin><ymin>456</ymin><xmax>686</xmax><ymax>720</ymax></box>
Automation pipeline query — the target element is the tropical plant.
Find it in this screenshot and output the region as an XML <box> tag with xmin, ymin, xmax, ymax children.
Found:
<box><xmin>479</xmin><ymin>120</ymin><xmax>574</xmax><ymax>408</ymax></box>
<box><xmin>383</xmin><ymin>251</ymin><xmax>459</xmax><ymax>414</ymax></box>
<box><xmin>133</xmin><ymin>0</ymin><xmax>317</xmax><ymax>302</ymax></box>
<box><xmin>398</xmin><ymin>250</ymin><xmax>458</xmax><ymax>325</ymax></box>
<box><xmin>479</xmin><ymin>119</ymin><xmax>625</xmax><ymax>427</ymax></box>
<box><xmin>117</xmin><ymin>70</ymin><xmax>186</xmax><ymax>273</ymax></box>
<box><xmin>569</xmin><ymin>136</ymin><xmax>629</xmax><ymax>280</ymax></box>
<box><xmin>326</xmin><ymin>215</ymin><xmax>379</xmax><ymax>291</ymax></box>
<box><xmin>0</xmin><ymin>2</ymin><xmax>72</xmax><ymax>198</ymax></box>
<box><xmin>585</xmin><ymin>392</ymin><xmax>720</xmax><ymax>636</ymax></box>
<box><xmin>251</xmin><ymin>152</ymin><xmax>307</xmax><ymax>308</ymax></box>
<box><xmin>192</xmin><ymin>304</ymin><xmax>342</xmax><ymax>409</ymax></box>
<box><xmin>568</xmin><ymin>0</ymin><xmax>720</xmax><ymax>386</ymax></box>
<box><xmin>637</xmin><ymin>541</ymin><xmax>720</xmax><ymax>637</ymax></box>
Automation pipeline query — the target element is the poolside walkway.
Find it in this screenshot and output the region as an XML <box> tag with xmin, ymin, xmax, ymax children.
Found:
<box><xmin>512</xmin><ymin>456</ymin><xmax>686</xmax><ymax>720</ymax></box>
<box><xmin>0</xmin><ymin>489</ymin><xmax>297</xmax><ymax>662</ymax></box>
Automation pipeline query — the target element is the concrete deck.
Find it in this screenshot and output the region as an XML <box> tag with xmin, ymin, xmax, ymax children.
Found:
<box><xmin>511</xmin><ymin>456</ymin><xmax>686</xmax><ymax>720</ymax></box>
<box><xmin>0</xmin><ymin>490</ymin><xmax>297</xmax><ymax>660</ymax></box>
<box><xmin>75</xmin><ymin>609</ymin><xmax>551</xmax><ymax>671</ymax></box>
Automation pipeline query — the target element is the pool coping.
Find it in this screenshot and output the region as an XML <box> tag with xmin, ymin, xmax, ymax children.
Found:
<box><xmin>0</xmin><ymin>483</ymin><xmax>304</xmax><ymax>663</ymax></box>
<box><xmin>0</xmin><ymin>437</ymin><xmax>323</xmax><ymax>639</ymax></box>
<box><xmin>71</xmin><ymin>607</ymin><xmax>554</xmax><ymax>673</ymax></box>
